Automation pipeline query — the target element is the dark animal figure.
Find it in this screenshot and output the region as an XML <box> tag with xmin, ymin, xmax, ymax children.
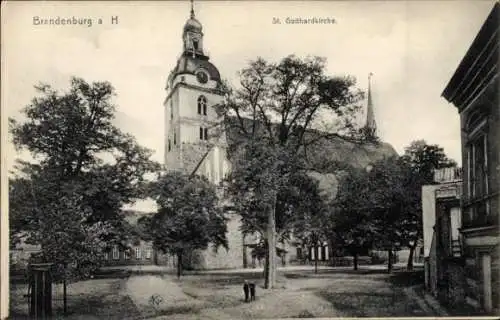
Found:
<box><xmin>243</xmin><ymin>280</ymin><xmax>249</xmax><ymax>302</ymax></box>
<box><xmin>249</xmin><ymin>282</ymin><xmax>256</xmax><ymax>301</ymax></box>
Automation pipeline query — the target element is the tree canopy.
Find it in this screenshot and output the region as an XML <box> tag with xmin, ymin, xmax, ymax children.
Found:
<box><xmin>220</xmin><ymin>55</ymin><xmax>366</xmax><ymax>287</ymax></box>
<box><xmin>9</xmin><ymin>77</ymin><xmax>160</xmax><ymax>283</ymax></box>
<box><xmin>330</xmin><ymin>140</ymin><xmax>458</xmax><ymax>271</ymax></box>
<box><xmin>144</xmin><ymin>171</ymin><xmax>228</xmax><ymax>278</ymax></box>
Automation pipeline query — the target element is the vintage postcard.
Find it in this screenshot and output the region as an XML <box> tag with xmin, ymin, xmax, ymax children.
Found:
<box><xmin>1</xmin><ymin>0</ymin><xmax>499</xmax><ymax>319</ymax></box>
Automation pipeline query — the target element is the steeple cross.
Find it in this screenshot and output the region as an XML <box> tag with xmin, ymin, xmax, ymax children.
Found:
<box><xmin>190</xmin><ymin>0</ymin><xmax>195</xmax><ymax>18</ymax></box>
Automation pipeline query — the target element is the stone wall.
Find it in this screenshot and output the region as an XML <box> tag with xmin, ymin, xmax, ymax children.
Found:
<box><xmin>179</xmin><ymin>142</ymin><xmax>213</xmax><ymax>174</ymax></box>
<box><xmin>185</xmin><ymin>213</ymin><xmax>244</xmax><ymax>269</ymax></box>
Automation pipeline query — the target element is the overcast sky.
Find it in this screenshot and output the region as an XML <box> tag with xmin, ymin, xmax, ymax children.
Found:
<box><xmin>2</xmin><ymin>0</ymin><xmax>496</xmax><ymax>178</ymax></box>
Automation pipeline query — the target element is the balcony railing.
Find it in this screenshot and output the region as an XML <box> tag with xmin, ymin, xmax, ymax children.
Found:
<box><xmin>435</xmin><ymin>183</ymin><xmax>462</xmax><ymax>199</ymax></box>
<box><xmin>434</xmin><ymin>167</ymin><xmax>462</xmax><ymax>183</ymax></box>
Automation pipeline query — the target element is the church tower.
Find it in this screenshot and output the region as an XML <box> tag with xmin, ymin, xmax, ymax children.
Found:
<box><xmin>164</xmin><ymin>1</ymin><xmax>226</xmax><ymax>180</ymax></box>
<box><xmin>361</xmin><ymin>72</ymin><xmax>378</xmax><ymax>140</ymax></box>
<box><xmin>163</xmin><ymin>1</ymin><xmax>241</xmax><ymax>270</ymax></box>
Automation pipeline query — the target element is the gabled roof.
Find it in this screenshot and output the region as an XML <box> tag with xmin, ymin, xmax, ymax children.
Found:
<box><xmin>442</xmin><ymin>2</ymin><xmax>499</xmax><ymax>109</ymax></box>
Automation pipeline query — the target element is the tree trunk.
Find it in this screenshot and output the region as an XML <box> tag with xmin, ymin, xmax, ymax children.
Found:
<box><xmin>63</xmin><ymin>263</ymin><xmax>68</xmax><ymax>315</ymax></box>
<box><xmin>63</xmin><ymin>277</ymin><xmax>67</xmax><ymax>315</ymax></box>
<box><xmin>264</xmin><ymin>245</ymin><xmax>269</xmax><ymax>287</ymax></box>
<box><xmin>243</xmin><ymin>234</ymin><xmax>248</xmax><ymax>269</ymax></box>
<box><xmin>353</xmin><ymin>253</ymin><xmax>358</xmax><ymax>271</ymax></box>
<box><xmin>177</xmin><ymin>251</ymin><xmax>183</xmax><ymax>279</ymax></box>
<box><xmin>387</xmin><ymin>249</ymin><xmax>393</xmax><ymax>273</ymax></box>
<box><xmin>265</xmin><ymin>196</ymin><xmax>277</xmax><ymax>289</ymax></box>
<box><xmin>314</xmin><ymin>247</ymin><xmax>318</xmax><ymax>274</ymax></box>
<box><xmin>407</xmin><ymin>244</ymin><xmax>416</xmax><ymax>271</ymax></box>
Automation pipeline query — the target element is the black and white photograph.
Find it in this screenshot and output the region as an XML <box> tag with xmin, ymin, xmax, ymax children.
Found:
<box><xmin>1</xmin><ymin>0</ymin><xmax>499</xmax><ymax>319</ymax></box>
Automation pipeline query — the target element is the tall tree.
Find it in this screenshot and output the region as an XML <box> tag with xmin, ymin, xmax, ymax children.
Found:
<box><xmin>334</xmin><ymin>167</ymin><xmax>377</xmax><ymax>270</ymax></box>
<box><xmin>222</xmin><ymin>55</ymin><xmax>364</xmax><ymax>288</ymax></box>
<box><xmin>146</xmin><ymin>171</ymin><xmax>228</xmax><ymax>278</ymax></box>
<box><xmin>9</xmin><ymin>77</ymin><xmax>160</xmax><ymax>312</ymax></box>
<box><xmin>401</xmin><ymin>140</ymin><xmax>457</xmax><ymax>184</ymax></box>
<box><xmin>399</xmin><ymin>140</ymin><xmax>457</xmax><ymax>270</ymax></box>
<box><xmin>366</xmin><ymin>157</ymin><xmax>408</xmax><ymax>273</ymax></box>
<box><xmin>291</xmin><ymin>172</ymin><xmax>334</xmax><ymax>273</ymax></box>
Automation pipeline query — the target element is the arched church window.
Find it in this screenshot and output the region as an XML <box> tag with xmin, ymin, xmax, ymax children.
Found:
<box><xmin>199</xmin><ymin>127</ymin><xmax>204</xmax><ymax>140</ymax></box>
<box><xmin>168</xmin><ymin>139</ymin><xmax>171</xmax><ymax>151</ymax></box>
<box><xmin>198</xmin><ymin>96</ymin><xmax>207</xmax><ymax>115</ymax></box>
<box><xmin>174</xmin><ymin>132</ymin><xmax>177</xmax><ymax>145</ymax></box>
<box><xmin>193</xmin><ymin>39</ymin><xmax>199</xmax><ymax>51</ymax></box>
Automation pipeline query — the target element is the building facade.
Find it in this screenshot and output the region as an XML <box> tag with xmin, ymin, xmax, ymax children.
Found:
<box><xmin>442</xmin><ymin>2</ymin><xmax>499</xmax><ymax>314</ymax></box>
<box><xmin>423</xmin><ymin>168</ymin><xmax>465</xmax><ymax>307</ymax></box>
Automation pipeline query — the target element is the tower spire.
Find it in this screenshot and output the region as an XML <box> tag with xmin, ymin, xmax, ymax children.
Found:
<box><xmin>365</xmin><ymin>72</ymin><xmax>377</xmax><ymax>138</ymax></box>
<box><xmin>190</xmin><ymin>0</ymin><xmax>195</xmax><ymax>18</ymax></box>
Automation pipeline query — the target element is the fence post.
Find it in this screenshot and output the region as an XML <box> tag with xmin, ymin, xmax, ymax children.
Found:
<box><xmin>29</xmin><ymin>263</ymin><xmax>53</xmax><ymax>319</ymax></box>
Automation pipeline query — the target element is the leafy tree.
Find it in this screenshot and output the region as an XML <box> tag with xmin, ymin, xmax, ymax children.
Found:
<box><xmin>399</xmin><ymin>140</ymin><xmax>457</xmax><ymax>270</ymax></box>
<box><xmin>9</xmin><ymin>77</ymin><xmax>160</xmax><ymax>312</ymax></box>
<box><xmin>290</xmin><ymin>172</ymin><xmax>333</xmax><ymax>273</ymax></box>
<box><xmin>222</xmin><ymin>55</ymin><xmax>364</xmax><ymax>288</ymax></box>
<box><xmin>333</xmin><ymin>158</ymin><xmax>407</xmax><ymax>273</ymax></box>
<box><xmin>334</xmin><ymin>167</ymin><xmax>377</xmax><ymax>270</ymax></box>
<box><xmin>9</xmin><ymin>78</ymin><xmax>159</xmax><ymax>222</ymax></box>
<box><xmin>145</xmin><ymin>171</ymin><xmax>228</xmax><ymax>278</ymax></box>
<box><xmin>333</xmin><ymin>140</ymin><xmax>457</xmax><ymax>272</ymax></box>
<box><xmin>365</xmin><ymin>157</ymin><xmax>409</xmax><ymax>273</ymax></box>
<box><xmin>401</xmin><ymin>140</ymin><xmax>457</xmax><ymax>184</ymax></box>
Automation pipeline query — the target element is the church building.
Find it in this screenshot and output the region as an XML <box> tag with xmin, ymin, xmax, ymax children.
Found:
<box><xmin>163</xmin><ymin>3</ymin><xmax>397</xmax><ymax>270</ymax></box>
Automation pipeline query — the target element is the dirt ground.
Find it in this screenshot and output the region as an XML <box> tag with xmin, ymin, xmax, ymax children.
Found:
<box><xmin>10</xmin><ymin>267</ymin><xmax>438</xmax><ymax>319</ymax></box>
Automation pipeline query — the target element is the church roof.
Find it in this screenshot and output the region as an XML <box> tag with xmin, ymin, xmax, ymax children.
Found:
<box><xmin>223</xmin><ymin>116</ymin><xmax>397</xmax><ymax>171</ymax></box>
<box><xmin>172</xmin><ymin>54</ymin><xmax>221</xmax><ymax>83</ymax></box>
<box><xmin>302</xmin><ymin>131</ymin><xmax>397</xmax><ymax>171</ymax></box>
<box><xmin>184</xmin><ymin>17</ymin><xmax>202</xmax><ymax>33</ymax></box>
<box><xmin>223</xmin><ymin>116</ymin><xmax>398</xmax><ymax>198</ymax></box>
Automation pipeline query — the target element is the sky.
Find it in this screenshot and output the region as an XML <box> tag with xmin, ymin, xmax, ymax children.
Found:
<box><xmin>2</xmin><ymin>0</ymin><xmax>496</xmax><ymax>183</ymax></box>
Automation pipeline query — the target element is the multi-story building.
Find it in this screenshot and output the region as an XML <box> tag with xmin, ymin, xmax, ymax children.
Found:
<box><xmin>441</xmin><ymin>2</ymin><xmax>499</xmax><ymax>314</ymax></box>
<box><xmin>101</xmin><ymin>211</ymin><xmax>175</xmax><ymax>268</ymax></box>
<box><xmin>423</xmin><ymin>168</ymin><xmax>465</xmax><ymax>307</ymax></box>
